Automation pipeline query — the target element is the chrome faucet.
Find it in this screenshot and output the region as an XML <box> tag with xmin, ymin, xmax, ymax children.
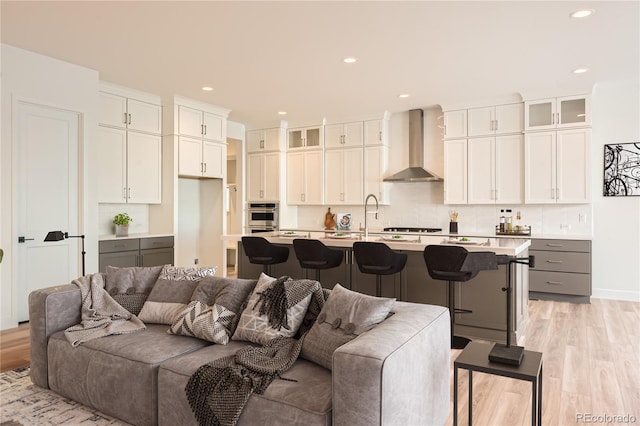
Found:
<box><xmin>364</xmin><ymin>193</ymin><xmax>379</xmax><ymax>239</ymax></box>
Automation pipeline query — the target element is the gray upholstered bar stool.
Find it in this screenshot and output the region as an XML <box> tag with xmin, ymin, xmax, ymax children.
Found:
<box><xmin>423</xmin><ymin>244</ymin><xmax>498</xmax><ymax>349</ymax></box>
<box><xmin>353</xmin><ymin>241</ymin><xmax>407</xmax><ymax>297</ymax></box>
<box><xmin>241</xmin><ymin>236</ymin><xmax>289</xmax><ymax>276</ymax></box>
<box><xmin>292</xmin><ymin>239</ymin><xmax>344</xmax><ymax>284</ymax></box>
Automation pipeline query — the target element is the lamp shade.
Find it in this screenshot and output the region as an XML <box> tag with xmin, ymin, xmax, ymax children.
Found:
<box><xmin>44</xmin><ymin>231</ymin><xmax>65</xmax><ymax>241</ymax></box>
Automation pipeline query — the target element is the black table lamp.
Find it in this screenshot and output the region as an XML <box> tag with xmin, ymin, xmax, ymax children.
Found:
<box><xmin>44</xmin><ymin>231</ymin><xmax>86</xmax><ymax>276</ymax></box>
<box><xmin>489</xmin><ymin>254</ymin><xmax>535</xmax><ymax>366</ymax></box>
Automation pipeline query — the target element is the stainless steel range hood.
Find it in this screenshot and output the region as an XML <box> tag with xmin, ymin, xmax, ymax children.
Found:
<box><xmin>383</xmin><ymin>109</ymin><xmax>443</xmax><ymax>182</ymax></box>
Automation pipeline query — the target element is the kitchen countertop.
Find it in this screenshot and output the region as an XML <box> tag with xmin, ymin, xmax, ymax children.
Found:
<box><xmin>224</xmin><ymin>231</ymin><xmax>531</xmax><ymax>256</ymax></box>
<box><xmin>99</xmin><ymin>233</ymin><xmax>174</xmax><ymax>241</ymax></box>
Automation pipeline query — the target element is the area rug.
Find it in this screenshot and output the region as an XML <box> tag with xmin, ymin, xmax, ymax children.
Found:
<box><xmin>0</xmin><ymin>366</ymin><xmax>130</xmax><ymax>425</ymax></box>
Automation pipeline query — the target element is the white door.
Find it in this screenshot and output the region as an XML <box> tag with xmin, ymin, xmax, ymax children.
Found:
<box><xmin>247</xmin><ymin>154</ymin><xmax>265</xmax><ymax>200</ymax></box>
<box><xmin>525</xmin><ymin>131</ymin><xmax>556</xmax><ymax>203</ymax></box>
<box><xmin>495</xmin><ymin>135</ymin><xmax>524</xmax><ymax>204</ymax></box>
<box><xmin>444</xmin><ymin>139</ymin><xmax>468</xmax><ymax>204</ymax></box>
<box><xmin>342</xmin><ymin>147</ymin><xmax>363</xmax><ymax>204</ymax></box>
<box><xmin>178</xmin><ymin>136</ymin><xmax>203</xmax><ymax>177</ymax></box>
<box><xmin>467</xmin><ymin>137</ymin><xmax>495</xmax><ymax>203</ymax></box>
<box><xmin>203</xmin><ymin>140</ymin><xmax>224</xmax><ymax>178</ymax></box>
<box><xmin>15</xmin><ymin>102</ymin><xmax>79</xmax><ymax>322</ymax></box>
<box><xmin>304</xmin><ymin>150</ymin><xmax>324</xmax><ymax>204</ymax></box>
<box><xmin>128</xmin><ymin>132</ymin><xmax>162</xmax><ymax>203</ymax></box>
<box><xmin>97</xmin><ymin>126</ymin><xmax>127</xmax><ymax>203</ymax></box>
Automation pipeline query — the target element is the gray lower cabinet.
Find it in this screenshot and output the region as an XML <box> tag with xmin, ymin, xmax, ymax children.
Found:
<box><xmin>99</xmin><ymin>236</ymin><xmax>174</xmax><ymax>273</ymax></box>
<box><xmin>529</xmin><ymin>238</ymin><xmax>591</xmax><ymax>303</ymax></box>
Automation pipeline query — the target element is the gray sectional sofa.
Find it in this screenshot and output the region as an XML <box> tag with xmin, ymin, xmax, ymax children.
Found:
<box><xmin>29</xmin><ymin>278</ymin><xmax>450</xmax><ymax>426</ymax></box>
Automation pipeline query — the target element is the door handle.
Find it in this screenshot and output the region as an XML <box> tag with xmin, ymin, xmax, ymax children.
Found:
<box><xmin>18</xmin><ymin>236</ymin><xmax>35</xmax><ymax>243</ymax></box>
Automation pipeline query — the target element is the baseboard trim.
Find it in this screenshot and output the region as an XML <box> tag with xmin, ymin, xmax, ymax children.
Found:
<box><xmin>592</xmin><ymin>288</ymin><xmax>640</xmax><ymax>302</ymax></box>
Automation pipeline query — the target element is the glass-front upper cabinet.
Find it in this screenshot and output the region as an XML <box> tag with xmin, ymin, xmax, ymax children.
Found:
<box><xmin>288</xmin><ymin>126</ymin><xmax>323</xmax><ymax>150</ymax></box>
<box><xmin>525</xmin><ymin>95</ymin><xmax>590</xmax><ymax>131</ymax></box>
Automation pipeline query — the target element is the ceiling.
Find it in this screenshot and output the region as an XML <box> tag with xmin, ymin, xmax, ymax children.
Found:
<box><xmin>1</xmin><ymin>1</ymin><xmax>638</xmax><ymax>129</ymax></box>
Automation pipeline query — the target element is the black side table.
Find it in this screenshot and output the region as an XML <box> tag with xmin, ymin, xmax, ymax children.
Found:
<box><xmin>454</xmin><ymin>341</ymin><xmax>543</xmax><ymax>426</ymax></box>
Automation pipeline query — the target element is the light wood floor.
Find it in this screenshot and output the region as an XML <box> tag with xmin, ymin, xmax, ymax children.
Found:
<box><xmin>1</xmin><ymin>299</ymin><xmax>638</xmax><ymax>425</ymax></box>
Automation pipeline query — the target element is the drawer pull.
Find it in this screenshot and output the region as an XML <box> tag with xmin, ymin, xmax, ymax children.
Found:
<box><xmin>546</xmin><ymin>281</ymin><xmax>564</xmax><ymax>285</ymax></box>
<box><xmin>546</xmin><ymin>244</ymin><xmax>563</xmax><ymax>247</ymax></box>
<box><xmin>546</xmin><ymin>260</ymin><xmax>563</xmax><ymax>263</ymax></box>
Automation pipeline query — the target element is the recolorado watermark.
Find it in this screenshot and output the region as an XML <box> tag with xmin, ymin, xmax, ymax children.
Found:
<box><xmin>576</xmin><ymin>413</ymin><xmax>637</xmax><ymax>423</ymax></box>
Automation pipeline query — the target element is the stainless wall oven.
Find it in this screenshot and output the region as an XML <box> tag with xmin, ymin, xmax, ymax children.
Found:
<box><xmin>247</xmin><ymin>202</ymin><xmax>279</xmax><ymax>233</ymax></box>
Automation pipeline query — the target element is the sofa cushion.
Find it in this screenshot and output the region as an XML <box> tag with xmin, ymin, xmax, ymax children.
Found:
<box><xmin>232</xmin><ymin>273</ymin><xmax>312</xmax><ymax>346</ymax></box>
<box><xmin>190</xmin><ymin>276</ymin><xmax>257</xmax><ymax>334</ymax></box>
<box><xmin>301</xmin><ymin>283</ymin><xmax>395</xmax><ymax>370</ymax></box>
<box><xmin>138</xmin><ymin>265</ymin><xmax>217</xmax><ymax>324</ymax></box>
<box><xmin>168</xmin><ymin>301</ymin><xmax>235</xmax><ymax>344</ymax></box>
<box><xmin>157</xmin><ymin>344</ymin><xmax>332</xmax><ymax>426</ymax></box>
<box><xmin>105</xmin><ymin>265</ymin><xmax>163</xmax><ymax>315</ymax></box>
<box><xmin>47</xmin><ymin>324</ymin><xmax>210</xmax><ymax>426</ymax></box>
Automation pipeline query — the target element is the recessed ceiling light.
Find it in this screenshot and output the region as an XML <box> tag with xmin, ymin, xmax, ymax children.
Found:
<box><xmin>572</xmin><ymin>68</ymin><xmax>589</xmax><ymax>74</ymax></box>
<box><xmin>343</xmin><ymin>57</ymin><xmax>357</xmax><ymax>64</ymax></box>
<box><xmin>202</xmin><ymin>86</ymin><xmax>213</xmax><ymax>91</ymax></box>
<box><xmin>570</xmin><ymin>9</ymin><xmax>593</xmax><ymax>18</ymax></box>
<box><xmin>399</xmin><ymin>94</ymin><xmax>410</xmax><ymax>98</ymax></box>
<box><xmin>278</xmin><ymin>111</ymin><xmax>287</xmax><ymax>115</ymax></box>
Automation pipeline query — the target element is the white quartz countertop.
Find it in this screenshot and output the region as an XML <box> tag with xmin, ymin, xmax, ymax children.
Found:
<box><xmin>99</xmin><ymin>233</ymin><xmax>174</xmax><ymax>241</ymax></box>
<box><xmin>223</xmin><ymin>231</ymin><xmax>531</xmax><ymax>256</ymax></box>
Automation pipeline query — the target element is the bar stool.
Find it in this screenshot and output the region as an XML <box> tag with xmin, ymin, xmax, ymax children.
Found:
<box><xmin>241</xmin><ymin>236</ymin><xmax>289</xmax><ymax>276</ymax></box>
<box><xmin>353</xmin><ymin>241</ymin><xmax>407</xmax><ymax>297</ymax></box>
<box><xmin>423</xmin><ymin>245</ymin><xmax>498</xmax><ymax>349</ymax></box>
<box><xmin>292</xmin><ymin>239</ymin><xmax>344</xmax><ymax>284</ymax></box>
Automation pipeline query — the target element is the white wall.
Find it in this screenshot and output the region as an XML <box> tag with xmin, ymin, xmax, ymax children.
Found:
<box><xmin>1</xmin><ymin>44</ymin><xmax>99</xmax><ymax>329</ymax></box>
<box><xmin>591</xmin><ymin>79</ymin><xmax>640</xmax><ymax>301</ymax></box>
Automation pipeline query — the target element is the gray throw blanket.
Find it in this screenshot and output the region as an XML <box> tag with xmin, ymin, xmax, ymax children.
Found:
<box><xmin>64</xmin><ymin>273</ymin><xmax>145</xmax><ymax>347</ymax></box>
<box><xmin>185</xmin><ymin>278</ymin><xmax>325</xmax><ymax>426</ymax></box>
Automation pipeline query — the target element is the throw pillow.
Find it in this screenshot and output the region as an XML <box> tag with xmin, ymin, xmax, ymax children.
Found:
<box><xmin>105</xmin><ymin>265</ymin><xmax>164</xmax><ymax>315</ymax></box>
<box><xmin>168</xmin><ymin>301</ymin><xmax>235</xmax><ymax>344</ymax></box>
<box><xmin>300</xmin><ymin>283</ymin><xmax>396</xmax><ymax>370</ymax></box>
<box><xmin>138</xmin><ymin>265</ymin><xmax>217</xmax><ymax>324</ymax></box>
<box><xmin>232</xmin><ymin>273</ymin><xmax>313</xmax><ymax>346</ymax></box>
<box><xmin>191</xmin><ymin>276</ymin><xmax>258</xmax><ymax>334</ymax></box>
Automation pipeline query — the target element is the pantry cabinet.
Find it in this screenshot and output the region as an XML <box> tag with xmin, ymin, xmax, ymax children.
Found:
<box><xmin>443</xmin><ymin>110</ymin><xmax>467</xmax><ymax>140</ymax></box>
<box><xmin>524</xmin><ymin>129</ymin><xmax>591</xmax><ymax>204</ymax></box>
<box><xmin>99</xmin><ymin>91</ymin><xmax>162</xmax><ymax>134</ymax></box>
<box><xmin>287</xmin><ymin>150</ymin><xmax>323</xmax><ymax>204</ymax></box>
<box><xmin>468</xmin><ymin>135</ymin><xmax>523</xmax><ymax>204</ymax></box>
<box><xmin>444</xmin><ymin>139</ymin><xmax>467</xmax><ymax>204</ymax></box>
<box><xmin>247</xmin><ymin>128</ymin><xmax>284</xmax><ymax>152</ymax></box>
<box><xmin>325</xmin><ymin>122</ymin><xmax>364</xmax><ymax>148</ymax></box>
<box><xmin>467</xmin><ymin>103</ymin><xmax>523</xmax><ymax>137</ymax></box>
<box><xmin>98</xmin><ymin>86</ymin><xmax>162</xmax><ymax>204</ymax></box>
<box><xmin>288</xmin><ymin>126</ymin><xmax>323</xmax><ymax>149</ymax></box>
<box><xmin>324</xmin><ymin>147</ymin><xmax>363</xmax><ymax>205</ymax></box>
<box><xmin>247</xmin><ymin>152</ymin><xmax>281</xmax><ymax>201</ymax></box>
<box><xmin>525</xmin><ymin>95</ymin><xmax>590</xmax><ymax>131</ymax></box>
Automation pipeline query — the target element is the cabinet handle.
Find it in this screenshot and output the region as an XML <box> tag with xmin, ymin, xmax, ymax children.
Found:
<box><xmin>546</xmin><ymin>243</ymin><xmax>563</xmax><ymax>247</ymax></box>
<box><xmin>379</xmin><ymin>131</ymin><xmax>382</xmax><ymax>141</ymax></box>
<box><xmin>546</xmin><ymin>260</ymin><xmax>563</xmax><ymax>264</ymax></box>
<box><xmin>201</xmin><ymin>124</ymin><xmax>204</xmax><ymax>135</ymax></box>
<box><xmin>128</xmin><ymin>113</ymin><xmax>132</xmax><ymax>125</ymax></box>
<box><xmin>494</xmin><ymin>120</ymin><xmax>498</xmax><ymax>131</ymax></box>
<box><xmin>123</xmin><ymin>187</ymin><xmax>127</xmax><ymax>200</ymax></box>
<box><xmin>203</xmin><ymin>163</ymin><xmax>207</xmax><ymax>173</ymax></box>
<box><xmin>123</xmin><ymin>112</ymin><xmax>128</xmax><ymax>125</ymax></box>
<box><xmin>260</xmin><ymin>190</ymin><xmax>264</xmax><ymax>198</ymax></box>
<box><xmin>340</xmin><ymin>193</ymin><xmax>344</xmax><ymax>201</ymax></box>
<box><xmin>260</xmin><ymin>140</ymin><xmax>264</xmax><ymax>149</ymax></box>
<box><xmin>204</xmin><ymin>125</ymin><xmax>207</xmax><ymax>135</ymax></box>
<box><xmin>128</xmin><ymin>187</ymin><xmax>131</xmax><ymax>199</ymax></box>
<box><xmin>551</xmin><ymin>188</ymin><xmax>555</xmax><ymax>199</ymax></box>
<box><xmin>301</xmin><ymin>193</ymin><xmax>305</xmax><ymax>202</ymax></box>
<box><xmin>444</xmin><ymin>125</ymin><xmax>447</xmax><ymax>135</ymax></box>
<box><xmin>546</xmin><ymin>281</ymin><xmax>564</xmax><ymax>285</ymax></box>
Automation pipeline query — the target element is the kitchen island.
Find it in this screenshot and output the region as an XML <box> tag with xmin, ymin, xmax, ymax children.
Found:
<box><xmin>226</xmin><ymin>231</ymin><xmax>531</xmax><ymax>345</ymax></box>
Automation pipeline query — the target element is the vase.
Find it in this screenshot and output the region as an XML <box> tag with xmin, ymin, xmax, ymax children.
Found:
<box><xmin>115</xmin><ymin>224</ymin><xmax>129</xmax><ymax>237</ymax></box>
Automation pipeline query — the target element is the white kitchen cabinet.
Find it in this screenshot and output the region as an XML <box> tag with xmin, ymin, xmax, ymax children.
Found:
<box><xmin>247</xmin><ymin>152</ymin><xmax>281</xmax><ymax>201</ymax></box>
<box><xmin>525</xmin><ymin>95</ymin><xmax>591</xmax><ymax>131</ymax></box>
<box><xmin>97</xmin><ymin>126</ymin><xmax>162</xmax><ymax>204</ymax></box>
<box><xmin>247</xmin><ymin>128</ymin><xmax>284</xmax><ymax>152</ymax></box>
<box><xmin>444</xmin><ymin>139</ymin><xmax>467</xmax><ymax>204</ymax></box>
<box><xmin>178</xmin><ymin>105</ymin><xmax>224</xmax><ymax>142</ymax></box>
<box><xmin>99</xmin><ymin>91</ymin><xmax>162</xmax><ymax>134</ymax></box>
<box><xmin>468</xmin><ymin>135</ymin><xmax>523</xmax><ymax>204</ymax></box>
<box><xmin>364</xmin><ymin>145</ymin><xmax>389</xmax><ymax>204</ymax></box>
<box><xmin>468</xmin><ymin>103</ymin><xmax>523</xmax><ymax>137</ymax></box>
<box><xmin>288</xmin><ymin>126</ymin><xmax>323</xmax><ymax>149</ymax></box>
<box><xmin>443</xmin><ymin>110</ymin><xmax>467</xmax><ymax>140</ymax></box>
<box><xmin>524</xmin><ymin>129</ymin><xmax>591</xmax><ymax>203</ymax></box>
<box><xmin>325</xmin><ymin>122</ymin><xmax>363</xmax><ymax>148</ymax></box>
<box><xmin>178</xmin><ymin>136</ymin><xmax>225</xmax><ymax>178</ymax></box>
<box><xmin>324</xmin><ymin>147</ymin><xmax>363</xmax><ymax>205</ymax></box>
<box><xmin>364</xmin><ymin>119</ymin><xmax>388</xmax><ymax>146</ymax></box>
<box><xmin>287</xmin><ymin>150</ymin><xmax>323</xmax><ymax>205</ymax></box>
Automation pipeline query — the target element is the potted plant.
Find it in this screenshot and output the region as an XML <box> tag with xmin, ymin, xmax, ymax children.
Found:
<box><xmin>113</xmin><ymin>213</ymin><xmax>132</xmax><ymax>237</ymax></box>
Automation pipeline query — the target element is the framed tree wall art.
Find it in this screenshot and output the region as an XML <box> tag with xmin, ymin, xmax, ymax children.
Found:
<box><xmin>604</xmin><ymin>143</ymin><xmax>640</xmax><ymax>196</ymax></box>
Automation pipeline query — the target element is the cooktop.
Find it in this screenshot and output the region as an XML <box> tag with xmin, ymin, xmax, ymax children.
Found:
<box><xmin>383</xmin><ymin>227</ymin><xmax>442</xmax><ymax>233</ymax></box>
